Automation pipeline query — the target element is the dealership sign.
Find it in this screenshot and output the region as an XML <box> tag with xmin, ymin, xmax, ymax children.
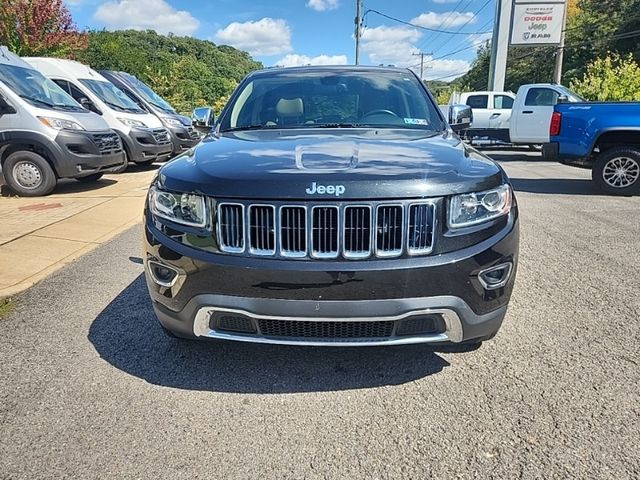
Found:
<box><xmin>510</xmin><ymin>1</ymin><xmax>566</xmax><ymax>46</ymax></box>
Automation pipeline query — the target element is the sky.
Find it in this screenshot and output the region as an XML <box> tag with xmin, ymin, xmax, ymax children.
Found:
<box><xmin>66</xmin><ymin>0</ymin><xmax>495</xmax><ymax>81</ymax></box>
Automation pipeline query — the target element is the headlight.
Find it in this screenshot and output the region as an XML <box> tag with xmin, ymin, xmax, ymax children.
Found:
<box><xmin>38</xmin><ymin>117</ymin><xmax>85</xmax><ymax>131</ymax></box>
<box><xmin>162</xmin><ymin>116</ymin><xmax>183</xmax><ymax>127</ymax></box>
<box><xmin>448</xmin><ymin>184</ymin><xmax>512</xmax><ymax>229</ymax></box>
<box><xmin>149</xmin><ymin>187</ymin><xmax>207</xmax><ymax>228</ymax></box>
<box><xmin>117</xmin><ymin>117</ymin><xmax>146</xmax><ymax>128</ymax></box>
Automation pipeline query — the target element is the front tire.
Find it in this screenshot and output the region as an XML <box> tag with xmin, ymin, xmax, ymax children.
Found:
<box><xmin>4</xmin><ymin>150</ymin><xmax>57</xmax><ymax>197</ymax></box>
<box><xmin>592</xmin><ymin>147</ymin><xmax>640</xmax><ymax>195</ymax></box>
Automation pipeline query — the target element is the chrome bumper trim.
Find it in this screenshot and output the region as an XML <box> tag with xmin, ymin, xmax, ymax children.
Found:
<box><xmin>192</xmin><ymin>306</ymin><xmax>464</xmax><ymax>346</ymax></box>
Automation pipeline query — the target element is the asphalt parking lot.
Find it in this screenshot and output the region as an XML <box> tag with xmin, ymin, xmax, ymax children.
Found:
<box><xmin>0</xmin><ymin>150</ymin><xmax>638</xmax><ymax>479</ymax></box>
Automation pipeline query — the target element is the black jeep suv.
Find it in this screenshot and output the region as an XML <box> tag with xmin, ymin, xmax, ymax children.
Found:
<box><xmin>143</xmin><ymin>66</ymin><xmax>519</xmax><ymax>347</ymax></box>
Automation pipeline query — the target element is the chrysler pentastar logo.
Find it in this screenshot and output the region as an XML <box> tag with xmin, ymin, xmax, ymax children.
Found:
<box><xmin>306</xmin><ymin>182</ymin><xmax>346</xmax><ymax>196</ymax></box>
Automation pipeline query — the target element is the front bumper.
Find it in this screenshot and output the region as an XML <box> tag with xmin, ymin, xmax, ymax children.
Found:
<box><xmin>144</xmin><ymin>210</ymin><xmax>519</xmax><ymax>345</ymax></box>
<box><xmin>167</xmin><ymin>124</ymin><xmax>201</xmax><ymax>154</ymax></box>
<box><xmin>119</xmin><ymin>127</ymin><xmax>173</xmax><ymax>164</ymax></box>
<box><xmin>54</xmin><ymin>130</ymin><xmax>125</xmax><ymax>178</ymax></box>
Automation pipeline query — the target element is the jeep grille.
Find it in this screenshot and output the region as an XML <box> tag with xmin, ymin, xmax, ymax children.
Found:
<box><xmin>216</xmin><ymin>201</ymin><xmax>435</xmax><ymax>259</ymax></box>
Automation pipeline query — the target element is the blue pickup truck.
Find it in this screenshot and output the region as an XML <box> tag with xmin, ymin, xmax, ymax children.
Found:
<box><xmin>549</xmin><ymin>101</ymin><xmax>640</xmax><ymax>195</ymax></box>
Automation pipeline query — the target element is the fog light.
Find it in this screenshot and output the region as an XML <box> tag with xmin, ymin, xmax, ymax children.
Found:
<box><xmin>147</xmin><ymin>260</ymin><xmax>179</xmax><ymax>287</ymax></box>
<box><xmin>478</xmin><ymin>262</ymin><xmax>513</xmax><ymax>290</ymax></box>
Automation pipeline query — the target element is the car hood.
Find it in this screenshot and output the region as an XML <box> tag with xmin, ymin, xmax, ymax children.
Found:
<box><xmin>158</xmin><ymin>129</ymin><xmax>506</xmax><ymax>200</ymax></box>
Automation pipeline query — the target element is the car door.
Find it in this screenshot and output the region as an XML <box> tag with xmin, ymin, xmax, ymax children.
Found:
<box><xmin>514</xmin><ymin>87</ymin><xmax>559</xmax><ymax>143</ymax></box>
<box><xmin>489</xmin><ymin>93</ymin><xmax>514</xmax><ymax>129</ymax></box>
<box><xmin>464</xmin><ymin>94</ymin><xmax>490</xmax><ymax>129</ymax></box>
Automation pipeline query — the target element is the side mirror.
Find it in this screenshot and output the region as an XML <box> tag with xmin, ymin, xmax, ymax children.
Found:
<box><xmin>448</xmin><ymin>104</ymin><xmax>473</xmax><ymax>133</ymax></box>
<box><xmin>79</xmin><ymin>97</ymin><xmax>100</xmax><ymax>114</ymax></box>
<box><xmin>557</xmin><ymin>94</ymin><xmax>569</xmax><ymax>104</ymax></box>
<box><xmin>192</xmin><ymin>107</ymin><xmax>215</xmax><ymax>131</ymax></box>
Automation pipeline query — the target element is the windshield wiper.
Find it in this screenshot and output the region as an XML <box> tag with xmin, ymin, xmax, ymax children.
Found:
<box><xmin>313</xmin><ymin>123</ymin><xmax>361</xmax><ymax>128</ymax></box>
<box><xmin>102</xmin><ymin>100</ymin><xmax>140</xmax><ymax>113</ymax></box>
<box><xmin>221</xmin><ymin>124</ymin><xmax>274</xmax><ymax>132</ymax></box>
<box><xmin>20</xmin><ymin>95</ymin><xmax>81</xmax><ymax>111</ymax></box>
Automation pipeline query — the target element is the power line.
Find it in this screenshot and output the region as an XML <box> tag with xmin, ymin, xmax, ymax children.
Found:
<box><xmin>364</xmin><ymin>8</ymin><xmax>492</xmax><ymax>35</ymax></box>
<box><xmin>428</xmin><ymin>0</ymin><xmax>493</xmax><ymax>55</ymax></box>
<box><xmin>416</xmin><ymin>0</ymin><xmax>471</xmax><ymax>51</ymax></box>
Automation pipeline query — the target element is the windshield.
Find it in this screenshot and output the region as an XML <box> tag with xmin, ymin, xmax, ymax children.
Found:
<box><xmin>121</xmin><ymin>73</ymin><xmax>175</xmax><ymax>113</ymax></box>
<box><xmin>79</xmin><ymin>79</ymin><xmax>144</xmax><ymax>113</ymax></box>
<box><xmin>220</xmin><ymin>69</ymin><xmax>446</xmax><ymax>132</ymax></box>
<box><xmin>0</xmin><ymin>64</ymin><xmax>84</xmax><ymax>111</ymax></box>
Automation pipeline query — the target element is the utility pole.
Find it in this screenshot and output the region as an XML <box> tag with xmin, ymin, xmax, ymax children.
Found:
<box><xmin>412</xmin><ymin>52</ymin><xmax>433</xmax><ymax>80</ymax></box>
<box><xmin>488</xmin><ymin>0</ymin><xmax>512</xmax><ymax>91</ymax></box>
<box><xmin>553</xmin><ymin>2</ymin><xmax>568</xmax><ymax>83</ymax></box>
<box><xmin>355</xmin><ymin>0</ymin><xmax>363</xmax><ymax>65</ymax></box>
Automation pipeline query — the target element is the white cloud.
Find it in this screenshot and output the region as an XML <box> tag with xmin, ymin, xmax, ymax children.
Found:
<box><xmin>93</xmin><ymin>0</ymin><xmax>199</xmax><ymax>36</ymax></box>
<box><xmin>361</xmin><ymin>25</ymin><xmax>421</xmax><ymax>67</ymax></box>
<box><xmin>215</xmin><ymin>18</ymin><xmax>292</xmax><ymax>56</ymax></box>
<box><xmin>360</xmin><ymin>25</ymin><xmax>470</xmax><ymax>80</ymax></box>
<box><xmin>306</xmin><ymin>0</ymin><xmax>339</xmax><ymax>11</ymax></box>
<box><xmin>410</xmin><ymin>11</ymin><xmax>477</xmax><ymax>29</ymax></box>
<box><xmin>274</xmin><ymin>54</ymin><xmax>348</xmax><ymax>67</ymax></box>
<box><xmin>467</xmin><ymin>31</ymin><xmax>492</xmax><ymax>46</ymax></box>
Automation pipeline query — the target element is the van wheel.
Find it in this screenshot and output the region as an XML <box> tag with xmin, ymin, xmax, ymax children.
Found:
<box><xmin>4</xmin><ymin>151</ymin><xmax>57</xmax><ymax>197</ymax></box>
<box><xmin>76</xmin><ymin>173</ymin><xmax>104</xmax><ymax>182</ymax></box>
<box><xmin>593</xmin><ymin>147</ymin><xmax>640</xmax><ymax>196</ymax></box>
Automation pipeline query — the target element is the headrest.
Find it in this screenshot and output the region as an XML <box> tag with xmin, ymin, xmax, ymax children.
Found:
<box><xmin>276</xmin><ymin>98</ymin><xmax>303</xmax><ymax>116</ymax></box>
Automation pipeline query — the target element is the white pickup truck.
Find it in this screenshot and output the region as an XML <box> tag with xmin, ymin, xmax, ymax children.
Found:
<box><xmin>449</xmin><ymin>84</ymin><xmax>586</xmax><ymax>150</ymax></box>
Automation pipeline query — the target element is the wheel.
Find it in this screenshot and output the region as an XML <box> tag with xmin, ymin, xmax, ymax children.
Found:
<box><xmin>592</xmin><ymin>146</ymin><xmax>640</xmax><ymax>195</ymax></box>
<box><xmin>4</xmin><ymin>150</ymin><xmax>57</xmax><ymax>197</ymax></box>
<box><xmin>111</xmin><ymin>151</ymin><xmax>129</xmax><ymax>174</ymax></box>
<box><xmin>76</xmin><ymin>173</ymin><xmax>103</xmax><ymax>182</ymax></box>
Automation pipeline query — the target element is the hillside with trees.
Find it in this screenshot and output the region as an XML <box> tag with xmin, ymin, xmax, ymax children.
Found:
<box><xmin>79</xmin><ymin>30</ymin><xmax>262</xmax><ymax>113</ymax></box>
<box><xmin>0</xmin><ymin>0</ymin><xmax>262</xmax><ymax>114</ymax></box>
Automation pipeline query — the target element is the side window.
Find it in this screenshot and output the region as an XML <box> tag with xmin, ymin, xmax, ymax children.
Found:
<box><xmin>68</xmin><ymin>83</ymin><xmax>87</xmax><ymax>103</ymax></box>
<box><xmin>52</xmin><ymin>79</ymin><xmax>71</xmax><ymax>95</ymax></box>
<box><xmin>494</xmin><ymin>95</ymin><xmax>514</xmax><ymax>109</ymax></box>
<box><xmin>525</xmin><ymin>88</ymin><xmax>559</xmax><ymax>107</ymax></box>
<box><xmin>465</xmin><ymin>95</ymin><xmax>488</xmax><ymax>109</ymax></box>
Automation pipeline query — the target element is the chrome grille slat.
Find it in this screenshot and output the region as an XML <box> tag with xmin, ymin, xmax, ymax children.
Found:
<box><xmin>218</xmin><ymin>203</ymin><xmax>244</xmax><ymax>252</ymax></box>
<box><xmin>376</xmin><ymin>205</ymin><xmax>403</xmax><ymax>257</ymax></box>
<box><xmin>343</xmin><ymin>206</ymin><xmax>371</xmax><ymax>258</ymax></box>
<box><xmin>312</xmin><ymin>206</ymin><xmax>339</xmax><ymax>258</ymax></box>
<box><xmin>408</xmin><ymin>203</ymin><xmax>435</xmax><ymax>254</ymax></box>
<box><xmin>280</xmin><ymin>206</ymin><xmax>307</xmax><ymax>257</ymax></box>
<box><xmin>216</xmin><ymin>201</ymin><xmax>436</xmax><ymax>259</ymax></box>
<box><xmin>249</xmin><ymin>205</ymin><xmax>275</xmax><ymax>255</ymax></box>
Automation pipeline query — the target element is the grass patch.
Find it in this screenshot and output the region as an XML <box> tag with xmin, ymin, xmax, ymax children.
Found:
<box><xmin>0</xmin><ymin>298</ymin><xmax>14</xmax><ymax>319</ymax></box>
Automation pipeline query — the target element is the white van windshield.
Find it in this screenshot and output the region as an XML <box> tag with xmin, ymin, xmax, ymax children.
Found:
<box><xmin>80</xmin><ymin>79</ymin><xmax>144</xmax><ymax>113</ymax></box>
<box><xmin>0</xmin><ymin>64</ymin><xmax>84</xmax><ymax>112</ymax></box>
<box><xmin>122</xmin><ymin>73</ymin><xmax>175</xmax><ymax>113</ymax></box>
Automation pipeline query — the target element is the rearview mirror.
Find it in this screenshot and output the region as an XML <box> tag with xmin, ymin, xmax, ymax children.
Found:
<box><xmin>448</xmin><ymin>104</ymin><xmax>473</xmax><ymax>133</ymax></box>
<box><xmin>192</xmin><ymin>106</ymin><xmax>215</xmax><ymax>131</ymax></box>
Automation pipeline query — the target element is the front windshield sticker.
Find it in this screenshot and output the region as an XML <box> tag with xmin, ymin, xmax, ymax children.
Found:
<box><xmin>404</xmin><ymin>118</ymin><xmax>429</xmax><ymax>125</ymax></box>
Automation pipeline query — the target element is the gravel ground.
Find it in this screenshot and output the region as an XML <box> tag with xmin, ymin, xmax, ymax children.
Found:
<box><xmin>1</xmin><ymin>151</ymin><xmax>638</xmax><ymax>479</ymax></box>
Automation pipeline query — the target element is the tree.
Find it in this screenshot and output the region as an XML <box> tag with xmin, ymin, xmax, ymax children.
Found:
<box><xmin>0</xmin><ymin>0</ymin><xmax>87</xmax><ymax>58</ymax></box>
<box><xmin>570</xmin><ymin>53</ymin><xmax>640</xmax><ymax>100</ymax></box>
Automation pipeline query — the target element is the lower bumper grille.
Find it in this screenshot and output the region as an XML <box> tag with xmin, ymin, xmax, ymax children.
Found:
<box><xmin>258</xmin><ymin>318</ymin><xmax>395</xmax><ymax>339</ymax></box>
<box><xmin>208</xmin><ymin>311</ymin><xmax>444</xmax><ymax>341</ymax></box>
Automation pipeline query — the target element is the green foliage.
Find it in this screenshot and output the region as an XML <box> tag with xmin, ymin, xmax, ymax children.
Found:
<box><xmin>570</xmin><ymin>53</ymin><xmax>640</xmax><ymax>100</ymax></box>
<box><xmin>0</xmin><ymin>298</ymin><xmax>14</xmax><ymax>319</ymax></box>
<box><xmin>78</xmin><ymin>30</ymin><xmax>261</xmax><ymax>114</ymax></box>
<box><xmin>455</xmin><ymin>0</ymin><xmax>640</xmax><ymax>91</ymax></box>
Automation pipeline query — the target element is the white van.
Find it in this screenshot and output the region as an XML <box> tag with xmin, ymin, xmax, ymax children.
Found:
<box><xmin>0</xmin><ymin>46</ymin><xmax>125</xmax><ymax>196</ymax></box>
<box><xmin>25</xmin><ymin>58</ymin><xmax>173</xmax><ymax>169</ymax></box>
